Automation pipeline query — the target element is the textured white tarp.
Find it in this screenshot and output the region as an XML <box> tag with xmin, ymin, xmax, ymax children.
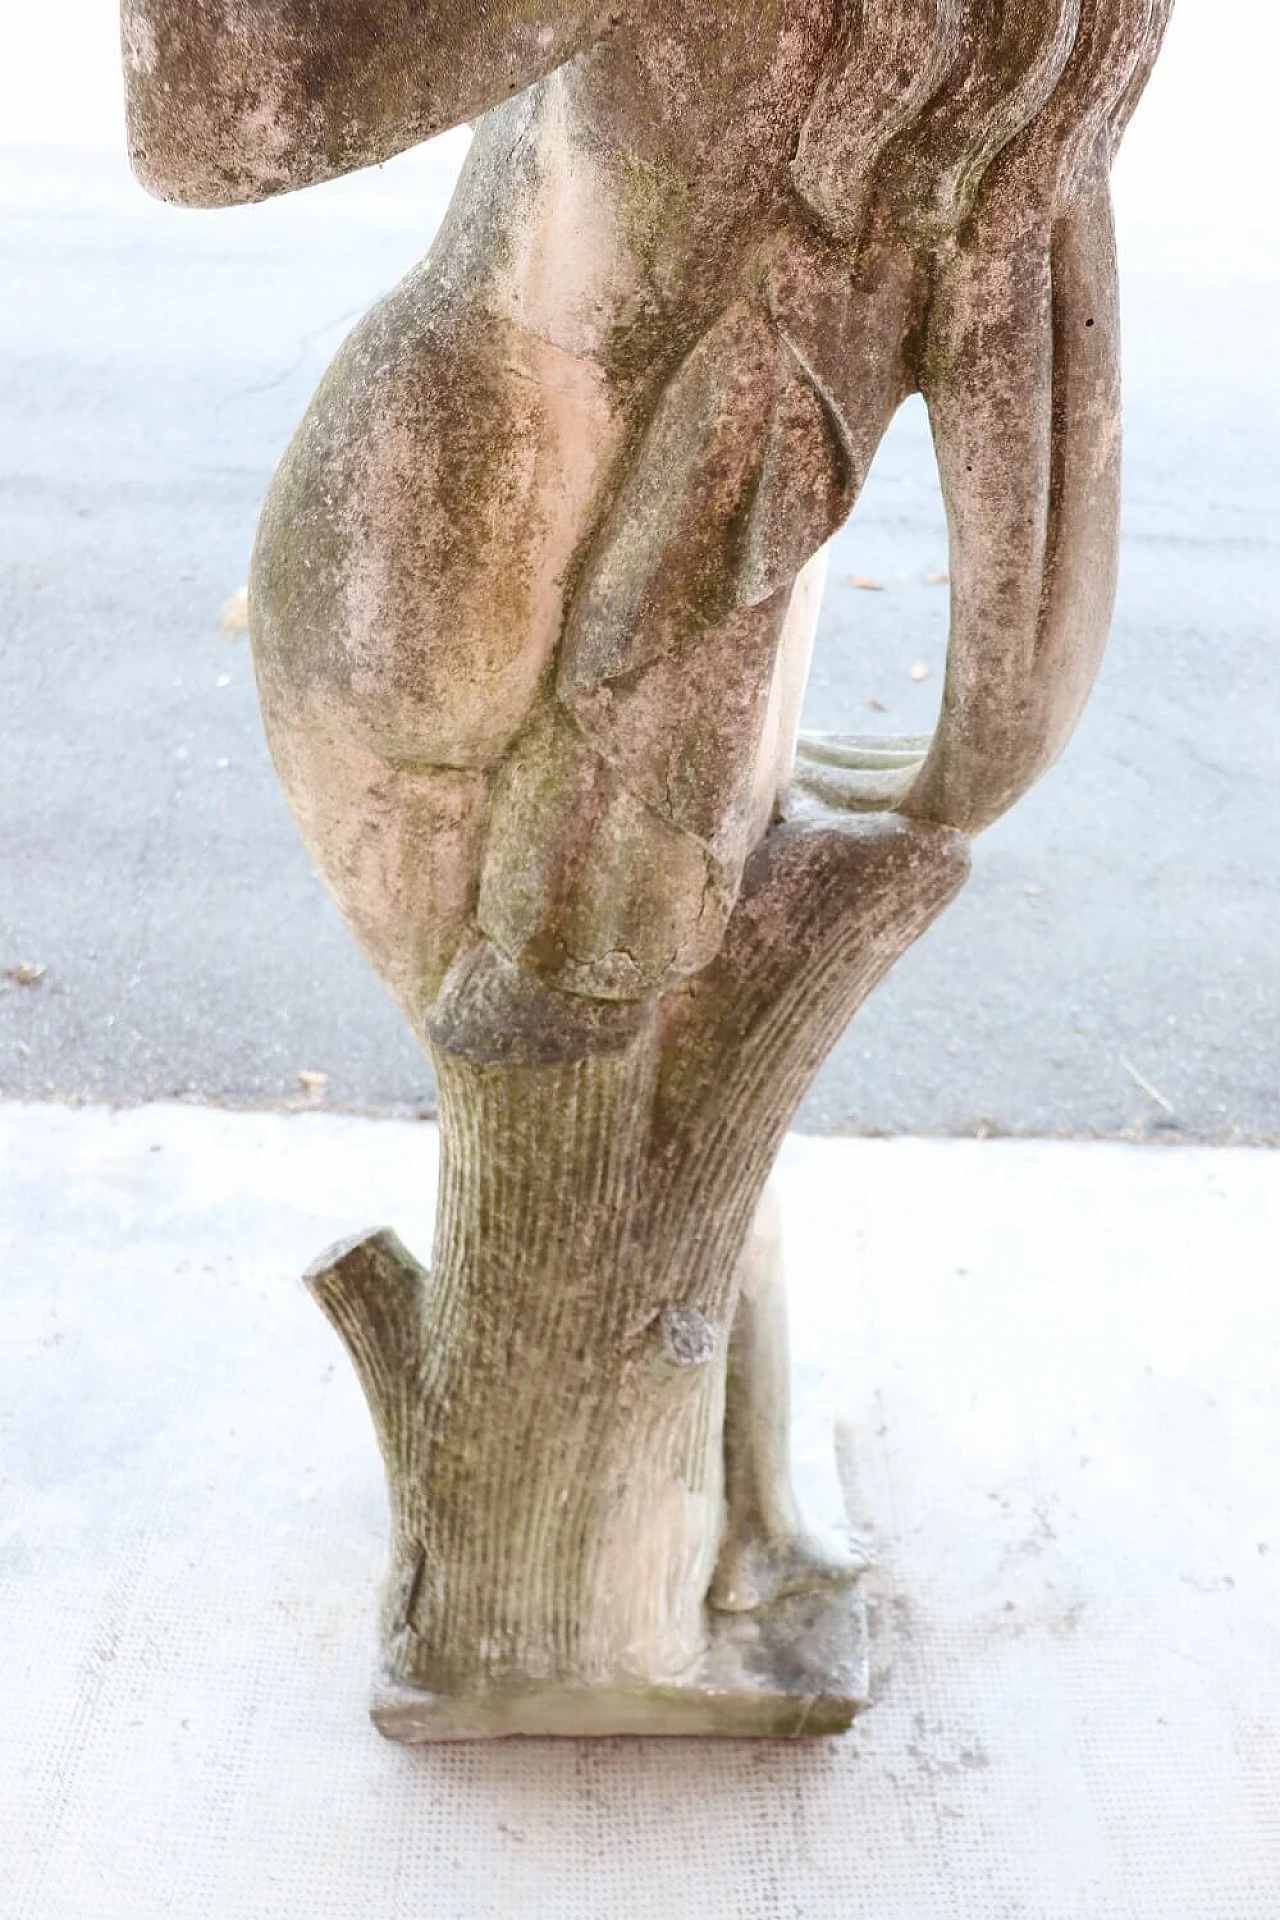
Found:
<box><xmin>4</xmin><ymin>1105</ymin><xmax>1278</xmax><ymax>1917</ymax></box>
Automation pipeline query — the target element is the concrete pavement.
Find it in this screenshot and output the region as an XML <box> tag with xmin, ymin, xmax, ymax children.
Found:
<box><xmin>4</xmin><ymin>1102</ymin><xmax>1279</xmax><ymax>1916</ymax></box>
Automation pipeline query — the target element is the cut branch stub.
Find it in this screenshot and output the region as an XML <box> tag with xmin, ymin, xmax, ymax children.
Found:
<box><xmin>303</xmin><ymin>1228</ymin><xmax>427</xmax><ymax>1470</ymax></box>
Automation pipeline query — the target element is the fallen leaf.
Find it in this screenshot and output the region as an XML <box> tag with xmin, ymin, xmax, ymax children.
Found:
<box><xmin>867</xmin><ymin>695</ymin><xmax>889</xmax><ymax>713</ymax></box>
<box><xmin>297</xmin><ymin>1069</ymin><xmax>328</xmax><ymax>1092</ymax></box>
<box><xmin>927</xmin><ymin>571</ymin><xmax>951</xmax><ymax>586</ymax></box>
<box><xmin>842</xmin><ymin>573</ymin><xmax>885</xmax><ymax>591</ymax></box>
<box><xmin>909</xmin><ymin>661</ymin><xmax>929</xmax><ymax>682</ymax></box>
<box><xmin>4</xmin><ymin>963</ymin><xmax>46</xmax><ymax>987</ymax></box>
<box><xmin>220</xmin><ymin>587</ymin><xmax>249</xmax><ymax>637</ymax></box>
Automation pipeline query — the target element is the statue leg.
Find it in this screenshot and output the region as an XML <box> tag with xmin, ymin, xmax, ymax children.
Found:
<box><xmin>708</xmin><ymin>549</ymin><xmax>870</xmax><ymax>1611</ymax></box>
<box><xmin>710</xmin><ymin>1183</ymin><xmax>870</xmax><ymax>1613</ymax></box>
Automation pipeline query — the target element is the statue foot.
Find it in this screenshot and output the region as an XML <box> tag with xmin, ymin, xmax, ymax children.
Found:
<box><xmin>709</xmin><ymin>1514</ymin><xmax>872</xmax><ymax>1615</ymax></box>
<box><xmin>791</xmin><ymin>733</ymin><xmax>929</xmax><ymax>815</ymax></box>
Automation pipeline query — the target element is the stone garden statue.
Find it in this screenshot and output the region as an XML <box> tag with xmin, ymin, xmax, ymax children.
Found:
<box><xmin>122</xmin><ymin>0</ymin><xmax>1171</xmax><ymax>1737</ymax></box>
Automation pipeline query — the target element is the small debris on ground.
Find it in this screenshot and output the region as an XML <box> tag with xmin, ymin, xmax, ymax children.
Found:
<box><xmin>843</xmin><ymin>573</ymin><xmax>885</xmax><ymax>591</ymax></box>
<box><xmin>4</xmin><ymin>963</ymin><xmax>46</xmax><ymax>988</ymax></box>
<box><xmin>909</xmin><ymin>661</ymin><xmax>929</xmax><ymax>682</ymax></box>
<box><xmin>220</xmin><ymin>587</ymin><xmax>249</xmax><ymax>637</ymax></box>
<box><xmin>297</xmin><ymin>1069</ymin><xmax>329</xmax><ymax>1093</ymax></box>
<box><xmin>1120</xmin><ymin>1054</ymin><xmax>1176</xmax><ymax>1117</ymax></box>
<box><xmin>867</xmin><ymin>695</ymin><xmax>889</xmax><ymax>713</ymax></box>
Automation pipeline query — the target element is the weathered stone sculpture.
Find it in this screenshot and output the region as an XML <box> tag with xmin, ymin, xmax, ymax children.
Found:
<box><xmin>122</xmin><ymin>0</ymin><xmax>1170</xmax><ymax>1737</ymax></box>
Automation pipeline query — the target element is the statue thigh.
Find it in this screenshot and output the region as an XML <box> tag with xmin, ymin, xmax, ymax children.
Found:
<box><xmin>251</xmin><ymin>271</ymin><xmax>835</xmax><ymax>1027</ymax></box>
<box><xmin>247</xmin><ymin>281</ymin><xmax>628</xmax><ymax>1032</ymax></box>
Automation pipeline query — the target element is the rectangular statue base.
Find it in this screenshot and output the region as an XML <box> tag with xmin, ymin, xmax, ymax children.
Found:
<box><xmin>370</xmin><ymin>1582</ymin><xmax>869</xmax><ymax>1741</ymax></box>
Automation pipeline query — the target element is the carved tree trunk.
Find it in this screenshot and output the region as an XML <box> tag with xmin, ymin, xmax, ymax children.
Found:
<box><xmin>307</xmin><ymin>809</ymin><xmax>968</xmax><ymax>1735</ymax></box>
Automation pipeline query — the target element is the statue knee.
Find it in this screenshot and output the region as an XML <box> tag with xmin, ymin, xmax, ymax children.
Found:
<box><xmin>427</xmin><ymin>937</ymin><xmax>653</xmax><ymax>1067</ymax></box>
<box><xmin>475</xmin><ymin>706</ymin><xmax>738</xmax><ymax>1004</ymax></box>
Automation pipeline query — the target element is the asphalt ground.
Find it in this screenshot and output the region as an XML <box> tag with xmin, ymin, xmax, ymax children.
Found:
<box><xmin>1</xmin><ymin>5</ymin><xmax>1276</xmax><ymax>1137</ymax></box>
